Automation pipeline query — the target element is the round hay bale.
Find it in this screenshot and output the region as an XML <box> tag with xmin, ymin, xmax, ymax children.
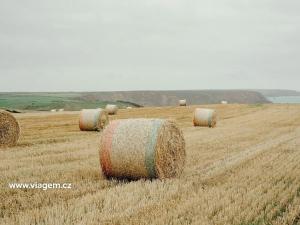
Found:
<box><xmin>126</xmin><ymin>106</ymin><xmax>133</xmax><ymax>109</ymax></box>
<box><xmin>221</xmin><ymin>101</ymin><xmax>228</xmax><ymax>104</ymax></box>
<box><xmin>100</xmin><ymin>119</ymin><xmax>186</xmax><ymax>179</ymax></box>
<box><xmin>193</xmin><ymin>108</ymin><xmax>217</xmax><ymax>128</ymax></box>
<box><xmin>105</xmin><ymin>104</ymin><xmax>118</xmax><ymax>115</ymax></box>
<box><xmin>50</xmin><ymin>109</ymin><xmax>57</xmax><ymax>112</ymax></box>
<box><xmin>58</xmin><ymin>109</ymin><xmax>64</xmax><ymax>112</ymax></box>
<box><xmin>179</xmin><ymin>99</ymin><xmax>187</xmax><ymax>106</ymax></box>
<box><xmin>79</xmin><ymin>109</ymin><xmax>109</xmax><ymax>131</ymax></box>
<box><xmin>0</xmin><ymin>111</ymin><xmax>20</xmax><ymax>147</ymax></box>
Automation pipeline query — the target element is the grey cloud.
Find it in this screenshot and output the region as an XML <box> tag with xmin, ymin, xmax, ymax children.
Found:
<box><xmin>0</xmin><ymin>0</ymin><xmax>299</xmax><ymax>91</ymax></box>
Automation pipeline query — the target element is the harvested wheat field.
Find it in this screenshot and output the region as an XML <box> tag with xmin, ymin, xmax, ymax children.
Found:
<box><xmin>0</xmin><ymin>104</ymin><xmax>300</xmax><ymax>225</ymax></box>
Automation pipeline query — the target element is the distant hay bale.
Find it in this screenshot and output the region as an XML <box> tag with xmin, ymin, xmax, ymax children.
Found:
<box><xmin>0</xmin><ymin>111</ymin><xmax>20</xmax><ymax>147</ymax></box>
<box><xmin>50</xmin><ymin>109</ymin><xmax>56</xmax><ymax>112</ymax></box>
<box><xmin>100</xmin><ymin>119</ymin><xmax>186</xmax><ymax>179</ymax></box>
<box><xmin>58</xmin><ymin>109</ymin><xmax>64</xmax><ymax>112</ymax></box>
<box><xmin>221</xmin><ymin>101</ymin><xmax>228</xmax><ymax>104</ymax></box>
<box><xmin>179</xmin><ymin>99</ymin><xmax>187</xmax><ymax>106</ymax></box>
<box><xmin>193</xmin><ymin>108</ymin><xmax>217</xmax><ymax>128</ymax></box>
<box><xmin>126</xmin><ymin>106</ymin><xmax>133</xmax><ymax>109</ymax></box>
<box><xmin>79</xmin><ymin>109</ymin><xmax>109</xmax><ymax>131</ymax></box>
<box><xmin>105</xmin><ymin>104</ymin><xmax>118</xmax><ymax>115</ymax></box>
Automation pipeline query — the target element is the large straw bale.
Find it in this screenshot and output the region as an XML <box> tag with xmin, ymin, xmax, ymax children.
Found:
<box><xmin>100</xmin><ymin>119</ymin><xmax>186</xmax><ymax>179</ymax></box>
<box><xmin>179</xmin><ymin>99</ymin><xmax>187</xmax><ymax>106</ymax></box>
<box><xmin>0</xmin><ymin>111</ymin><xmax>20</xmax><ymax>147</ymax></box>
<box><xmin>193</xmin><ymin>108</ymin><xmax>217</xmax><ymax>128</ymax></box>
<box><xmin>105</xmin><ymin>104</ymin><xmax>118</xmax><ymax>115</ymax></box>
<box><xmin>79</xmin><ymin>109</ymin><xmax>109</xmax><ymax>131</ymax></box>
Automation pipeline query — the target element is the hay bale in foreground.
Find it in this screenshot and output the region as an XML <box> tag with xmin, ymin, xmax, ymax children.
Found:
<box><xmin>79</xmin><ymin>109</ymin><xmax>109</xmax><ymax>131</ymax></box>
<box><xmin>100</xmin><ymin>119</ymin><xmax>186</xmax><ymax>179</ymax></box>
<box><xmin>179</xmin><ymin>99</ymin><xmax>187</xmax><ymax>106</ymax></box>
<box><xmin>105</xmin><ymin>104</ymin><xmax>118</xmax><ymax>115</ymax></box>
<box><xmin>0</xmin><ymin>111</ymin><xmax>20</xmax><ymax>147</ymax></box>
<box><xmin>193</xmin><ymin>108</ymin><xmax>217</xmax><ymax>128</ymax></box>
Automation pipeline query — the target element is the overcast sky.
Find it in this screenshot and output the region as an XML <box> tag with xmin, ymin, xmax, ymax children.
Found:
<box><xmin>0</xmin><ymin>0</ymin><xmax>299</xmax><ymax>92</ymax></box>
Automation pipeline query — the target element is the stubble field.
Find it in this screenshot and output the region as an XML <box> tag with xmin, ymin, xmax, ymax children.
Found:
<box><xmin>1</xmin><ymin>104</ymin><xmax>300</xmax><ymax>225</ymax></box>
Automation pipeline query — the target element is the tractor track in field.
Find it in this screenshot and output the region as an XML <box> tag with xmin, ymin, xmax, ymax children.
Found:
<box><xmin>189</xmin><ymin>128</ymin><xmax>300</xmax><ymax>179</ymax></box>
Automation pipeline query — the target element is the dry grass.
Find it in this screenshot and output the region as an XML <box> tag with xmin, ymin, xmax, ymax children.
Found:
<box><xmin>0</xmin><ymin>104</ymin><xmax>300</xmax><ymax>225</ymax></box>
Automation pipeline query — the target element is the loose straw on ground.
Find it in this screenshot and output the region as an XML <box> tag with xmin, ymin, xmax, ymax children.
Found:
<box><xmin>99</xmin><ymin>118</ymin><xmax>186</xmax><ymax>179</ymax></box>
<box><xmin>79</xmin><ymin>109</ymin><xmax>109</xmax><ymax>131</ymax></box>
<box><xmin>193</xmin><ymin>108</ymin><xmax>217</xmax><ymax>128</ymax></box>
<box><xmin>105</xmin><ymin>104</ymin><xmax>118</xmax><ymax>115</ymax></box>
<box><xmin>0</xmin><ymin>111</ymin><xmax>20</xmax><ymax>147</ymax></box>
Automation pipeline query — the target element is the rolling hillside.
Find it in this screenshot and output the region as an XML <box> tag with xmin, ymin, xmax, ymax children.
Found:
<box><xmin>255</xmin><ymin>89</ymin><xmax>300</xmax><ymax>97</ymax></box>
<box><xmin>78</xmin><ymin>90</ymin><xmax>269</xmax><ymax>106</ymax></box>
<box><xmin>0</xmin><ymin>90</ymin><xmax>269</xmax><ymax>111</ymax></box>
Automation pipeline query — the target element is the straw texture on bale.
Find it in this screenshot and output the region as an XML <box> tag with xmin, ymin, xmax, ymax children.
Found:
<box><xmin>193</xmin><ymin>108</ymin><xmax>217</xmax><ymax>128</ymax></box>
<box><xmin>79</xmin><ymin>109</ymin><xmax>109</xmax><ymax>131</ymax></box>
<box><xmin>179</xmin><ymin>99</ymin><xmax>187</xmax><ymax>106</ymax></box>
<box><xmin>105</xmin><ymin>104</ymin><xmax>118</xmax><ymax>115</ymax></box>
<box><xmin>0</xmin><ymin>111</ymin><xmax>20</xmax><ymax>147</ymax></box>
<box><xmin>100</xmin><ymin>119</ymin><xmax>186</xmax><ymax>179</ymax></box>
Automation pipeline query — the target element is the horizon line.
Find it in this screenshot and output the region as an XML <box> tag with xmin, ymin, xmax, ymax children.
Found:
<box><xmin>0</xmin><ymin>88</ymin><xmax>299</xmax><ymax>93</ymax></box>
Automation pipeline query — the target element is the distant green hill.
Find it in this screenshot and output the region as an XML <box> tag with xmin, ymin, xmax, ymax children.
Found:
<box><xmin>0</xmin><ymin>90</ymin><xmax>270</xmax><ymax>111</ymax></box>
<box><xmin>0</xmin><ymin>93</ymin><xmax>139</xmax><ymax>111</ymax></box>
